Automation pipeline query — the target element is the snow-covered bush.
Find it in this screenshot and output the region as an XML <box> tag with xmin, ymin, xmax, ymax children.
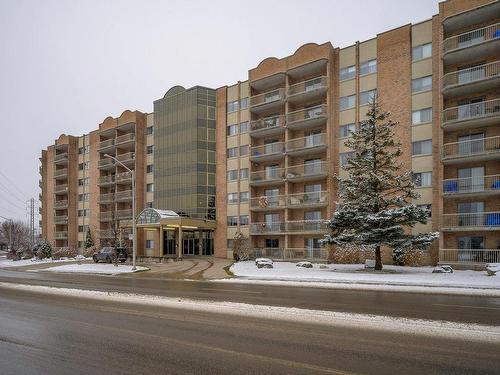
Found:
<box><xmin>52</xmin><ymin>247</ymin><xmax>77</xmax><ymax>259</ymax></box>
<box><xmin>331</xmin><ymin>244</ymin><xmax>374</xmax><ymax>264</ymax></box>
<box><xmin>232</xmin><ymin>233</ymin><xmax>252</xmax><ymax>261</ymax></box>
<box><xmin>393</xmin><ymin>249</ymin><xmax>424</xmax><ymax>266</ymax></box>
<box><xmin>35</xmin><ymin>240</ymin><xmax>52</xmax><ymax>259</ymax></box>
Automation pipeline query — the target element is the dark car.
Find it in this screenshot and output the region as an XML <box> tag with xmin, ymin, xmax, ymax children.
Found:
<box><xmin>93</xmin><ymin>247</ymin><xmax>128</xmax><ymax>263</ymax></box>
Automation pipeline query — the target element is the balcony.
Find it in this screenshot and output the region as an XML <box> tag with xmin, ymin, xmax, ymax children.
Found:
<box><xmin>98</xmin><ymin>230</ymin><xmax>114</xmax><ymax>239</ymax></box>
<box><xmin>54</xmin><ymin>152</ymin><xmax>68</xmax><ymax>165</ymax></box>
<box><xmin>439</xmin><ymin>249</ymin><xmax>500</xmax><ymax>265</ymax></box>
<box><xmin>249</xmin><ymin>220</ymin><xmax>327</xmax><ymax>235</ymax></box>
<box><xmin>115</xmin><ymin>133</ymin><xmax>136</xmax><ymax>148</ymax></box>
<box><xmin>249</xmin><ymin>88</ymin><xmax>285</xmax><ymax>114</ymax></box>
<box><xmin>98</xmin><ymin>158</ymin><xmax>115</xmax><ymax>170</ymax></box>
<box><xmin>249</xmin><ymin>142</ymin><xmax>285</xmax><ymax>163</ymax></box>
<box><xmin>116</xmin><ymin>209</ymin><xmax>132</xmax><ymax>220</ymax></box>
<box><xmin>251</xmin><ymin>247</ymin><xmax>328</xmax><ymax>261</ymax></box>
<box><xmin>53</xmin><ymin>168</ymin><xmax>68</xmax><ymax>179</ymax></box>
<box><xmin>441</xmin><ymin>212</ymin><xmax>500</xmax><ymax>231</ymax></box>
<box><xmin>287</xmin><ymin>191</ymin><xmax>328</xmax><ymax>209</ymax></box>
<box><xmin>249</xmin><ymin>115</ymin><xmax>285</xmax><ymax>138</ymax></box>
<box><xmin>54</xmin><ymin>216</ymin><xmax>68</xmax><ymax>224</ymax></box>
<box><xmin>116</xmin><ymin>171</ymin><xmax>133</xmax><ymax>184</ymax></box>
<box><xmin>98</xmin><ymin>175</ymin><xmax>115</xmax><ymax>186</ymax></box>
<box><xmin>115</xmin><ymin>190</ymin><xmax>133</xmax><ymax>202</ymax></box>
<box><xmin>116</xmin><ymin>152</ymin><xmax>135</xmax><ymax>165</ymax></box>
<box><xmin>54</xmin><ymin>184</ymin><xmax>68</xmax><ymax>194</ymax></box>
<box><xmin>286</xmin><ymin>134</ymin><xmax>327</xmax><ymax>157</ymax></box>
<box><xmin>54</xmin><ymin>231</ymin><xmax>68</xmax><ymax>239</ymax></box>
<box><xmin>249</xmin><ymin>168</ymin><xmax>285</xmax><ymax>187</ymax></box>
<box><xmin>442</xmin><ymin>23</ymin><xmax>500</xmax><ymax>65</ymax></box>
<box><xmin>54</xmin><ymin>199</ymin><xmax>68</xmax><ymax>209</ymax></box>
<box><xmin>442</xmin><ymin>98</ymin><xmax>500</xmax><ymax>130</ymax></box>
<box><xmin>249</xmin><ymin>195</ymin><xmax>287</xmax><ymax>212</ymax></box>
<box><xmin>286</xmin><ymin>161</ymin><xmax>329</xmax><ymax>183</ymax></box>
<box><xmin>98</xmin><ymin>193</ymin><xmax>114</xmax><ymax>204</ymax></box>
<box><xmin>287</xmin><ymin>76</ymin><xmax>328</xmax><ymax>104</ymax></box>
<box><xmin>443</xmin><ymin>175</ymin><xmax>500</xmax><ymax>198</ymax></box>
<box><xmin>98</xmin><ymin>138</ymin><xmax>115</xmax><ymax>152</ymax></box>
<box><xmin>99</xmin><ymin>211</ymin><xmax>114</xmax><ymax>222</ymax></box>
<box><xmin>442</xmin><ymin>61</ymin><xmax>500</xmax><ymax>97</ymax></box>
<box><xmin>287</xmin><ymin>105</ymin><xmax>328</xmax><ymax>131</ymax></box>
<box><xmin>442</xmin><ymin>135</ymin><xmax>500</xmax><ymax>164</ymax></box>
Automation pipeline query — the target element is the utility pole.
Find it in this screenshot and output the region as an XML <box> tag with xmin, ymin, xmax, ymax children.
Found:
<box><xmin>0</xmin><ymin>215</ymin><xmax>13</xmax><ymax>252</ymax></box>
<box><xmin>30</xmin><ymin>198</ymin><xmax>35</xmax><ymax>248</ymax></box>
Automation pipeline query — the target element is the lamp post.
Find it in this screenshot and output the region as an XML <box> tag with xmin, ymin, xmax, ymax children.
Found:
<box><xmin>104</xmin><ymin>154</ymin><xmax>136</xmax><ymax>270</ymax></box>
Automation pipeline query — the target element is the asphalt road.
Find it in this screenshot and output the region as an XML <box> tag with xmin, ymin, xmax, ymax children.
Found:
<box><xmin>0</xmin><ymin>268</ymin><xmax>499</xmax><ymax>326</ymax></box>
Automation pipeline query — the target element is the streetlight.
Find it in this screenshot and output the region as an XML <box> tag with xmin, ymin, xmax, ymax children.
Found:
<box><xmin>104</xmin><ymin>154</ymin><xmax>136</xmax><ymax>270</ymax></box>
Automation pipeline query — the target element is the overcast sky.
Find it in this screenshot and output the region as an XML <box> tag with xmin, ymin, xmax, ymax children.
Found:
<box><xmin>0</xmin><ymin>0</ymin><xmax>440</xmax><ymax>221</ymax></box>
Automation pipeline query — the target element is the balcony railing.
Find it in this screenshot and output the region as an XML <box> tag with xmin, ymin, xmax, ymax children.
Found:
<box><xmin>54</xmin><ymin>184</ymin><xmax>68</xmax><ymax>194</ymax></box>
<box><xmin>287</xmin><ymin>134</ymin><xmax>327</xmax><ymax>153</ymax></box>
<box><xmin>251</xmin><ymin>247</ymin><xmax>329</xmax><ymax>261</ymax></box>
<box><xmin>441</xmin><ymin>212</ymin><xmax>500</xmax><ymax>230</ymax></box>
<box><xmin>54</xmin><ymin>216</ymin><xmax>68</xmax><ymax>224</ymax></box>
<box><xmin>442</xmin><ymin>98</ymin><xmax>500</xmax><ymax>125</ymax></box>
<box><xmin>53</xmin><ymin>168</ymin><xmax>68</xmax><ymax>178</ymax></box>
<box><xmin>287</xmin><ymin>105</ymin><xmax>328</xmax><ymax>128</ymax></box>
<box><xmin>54</xmin><ymin>231</ymin><xmax>68</xmax><ymax>239</ymax></box>
<box><xmin>98</xmin><ymin>175</ymin><xmax>115</xmax><ymax>185</ymax></box>
<box><xmin>249</xmin><ymin>115</ymin><xmax>285</xmax><ymax>134</ymax></box>
<box><xmin>54</xmin><ymin>152</ymin><xmax>68</xmax><ymax>163</ymax></box>
<box><xmin>98</xmin><ymin>158</ymin><xmax>115</xmax><ymax>168</ymax></box>
<box><xmin>442</xmin><ymin>135</ymin><xmax>500</xmax><ymax>161</ymax></box>
<box><xmin>439</xmin><ymin>249</ymin><xmax>500</xmax><ymax>264</ymax></box>
<box><xmin>443</xmin><ymin>175</ymin><xmax>500</xmax><ymax>196</ymax></box>
<box><xmin>287</xmin><ymin>76</ymin><xmax>328</xmax><ymax>97</ymax></box>
<box><xmin>116</xmin><ymin>209</ymin><xmax>132</xmax><ymax>219</ymax></box>
<box><xmin>287</xmin><ymin>191</ymin><xmax>328</xmax><ymax>208</ymax></box>
<box><xmin>443</xmin><ymin>23</ymin><xmax>500</xmax><ymax>54</ymax></box>
<box><xmin>98</xmin><ymin>193</ymin><xmax>115</xmax><ymax>203</ymax></box>
<box><xmin>249</xmin><ymin>195</ymin><xmax>287</xmax><ymax>210</ymax></box>
<box><xmin>115</xmin><ymin>190</ymin><xmax>133</xmax><ymax>201</ymax></box>
<box><xmin>116</xmin><ymin>133</ymin><xmax>136</xmax><ymax>145</ymax></box>
<box><xmin>98</xmin><ymin>139</ymin><xmax>115</xmax><ymax>150</ymax></box>
<box><xmin>249</xmin><ymin>220</ymin><xmax>327</xmax><ymax>234</ymax></box>
<box><xmin>54</xmin><ymin>199</ymin><xmax>68</xmax><ymax>208</ymax></box>
<box><xmin>99</xmin><ymin>211</ymin><xmax>114</xmax><ymax>221</ymax></box>
<box><xmin>116</xmin><ymin>171</ymin><xmax>133</xmax><ymax>183</ymax></box>
<box><xmin>250</xmin><ymin>168</ymin><xmax>286</xmax><ymax>185</ymax></box>
<box><xmin>442</xmin><ymin>61</ymin><xmax>500</xmax><ymax>90</ymax></box>
<box><xmin>116</xmin><ymin>152</ymin><xmax>135</xmax><ymax>162</ymax></box>
<box><xmin>249</xmin><ymin>222</ymin><xmax>286</xmax><ymax>234</ymax></box>
<box><xmin>250</xmin><ymin>142</ymin><xmax>285</xmax><ymax>161</ymax></box>
<box><xmin>286</xmin><ymin>161</ymin><xmax>328</xmax><ymax>181</ymax></box>
<box><xmin>250</xmin><ymin>88</ymin><xmax>285</xmax><ymax>107</ymax></box>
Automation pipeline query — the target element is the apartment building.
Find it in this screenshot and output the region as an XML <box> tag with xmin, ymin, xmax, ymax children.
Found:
<box><xmin>40</xmin><ymin>0</ymin><xmax>499</xmax><ymax>267</ymax></box>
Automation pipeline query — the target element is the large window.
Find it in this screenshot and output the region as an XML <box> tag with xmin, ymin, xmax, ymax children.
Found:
<box><xmin>239</xmin><ymin>168</ymin><xmax>249</xmax><ymax>179</ymax></box>
<box><xmin>412</xmin><ymin>140</ymin><xmax>432</xmax><ymax>156</ymax></box>
<box><xmin>239</xmin><ymin>191</ymin><xmax>249</xmax><ymax>203</ymax></box>
<box><xmin>147</xmin><ymin>183</ymin><xmax>154</xmax><ymax>192</ymax></box>
<box><xmin>239</xmin><ymin>145</ymin><xmax>249</xmax><ymax>156</ymax></box>
<box><xmin>412</xmin><ymin>108</ymin><xmax>432</xmax><ymax>125</ymax></box>
<box><xmin>227</xmin><ymin>192</ymin><xmax>238</xmax><ymax>204</ymax></box>
<box><xmin>227</xmin><ymin>100</ymin><xmax>239</xmax><ymax>113</ymax></box>
<box><xmin>412</xmin><ymin>43</ymin><xmax>432</xmax><ymax>61</ymax></box>
<box><xmin>239</xmin><ymin>121</ymin><xmax>249</xmax><ymax>134</ymax></box>
<box><xmin>227</xmin><ymin>124</ymin><xmax>238</xmax><ymax>136</ymax></box>
<box><xmin>227</xmin><ymin>169</ymin><xmax>238</xmax><ymax>181</ymax></box>
<box><xmin>339</xmin><ymin>95</ymin><xmax>356</xmax><ymax>110</ymax></box>
<box><xmin>146</xmin><ymin>126</ymin><xmax>154</xmax><ymax>135</ymax></box>
<box><xmin>227</xmin><ymin>216</ymin><xmax>238</xmax><ymax>226</ymax></box>
<box><xmin>412</xmin><ymin>76</ymin><xmax>432</xmax><ymax>93</ymax></box>
<box><xmin>227</xmin><ymin>147</ymin><xmax>238</xmax><ymax>158</ymax></box>
<box><xmin>340</xmin><ymin>65</ymin><xmax>356</xmax><ymax>81</ymax></box>
<box><xmin>240</xmin><ymin>97</ymin><xmax>248</xmax><ymax>109</ymax></box>
<box><xmin>147</xmin><ymin>164</ymin><xmax>153</xmax><ymax>173</ymax></box>
<box><xmin>239</xmin><ymin>215</ymin><xmax>249</xmax><ymax>226</ymax></box>
<box><xmin>340</xmin><ymin>152</ymin><xmax>354</xmax><ymax>168</ymax></box>
<box><xmin>340</xmin><ymin>123</ymin><xmax>356</xmax><ymax>138</ymax></box>
<box><xmin>412</xmin><ymin>172</ymin><xmax>432</xmax><ymax>187</ymax></box>
<box><xmin>359</xmin><ymin>89</ymin><xmax>377</xmax><ymax>106</ymax></box>
<box><xmin>147</xmin><ymin>145</ymin><xmax>154</xmax><ymax>154</ymax></box>
<box><xmin>360</xmin><ymin>59</ymin><xmax>377</xmax><ymax>75</ymax></box>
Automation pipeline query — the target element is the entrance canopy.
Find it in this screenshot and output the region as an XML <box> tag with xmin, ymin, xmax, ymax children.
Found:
<box><xmin>136</xmin><ymin>208</ymin><xmax>216</xmax><ymax>230</ymax></box>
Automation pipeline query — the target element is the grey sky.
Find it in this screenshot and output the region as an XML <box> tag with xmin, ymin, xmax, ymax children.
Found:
<box><xmin>0</xmin><ymin>0</ymin><xmax>440</xmax><ymax>221</ymax></box>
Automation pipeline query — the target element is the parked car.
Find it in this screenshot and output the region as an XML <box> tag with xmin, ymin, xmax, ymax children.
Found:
<box><xmin>93</xmin><ymin>247</ymin><xmax>128</xmax><ymax>263</ymax></box>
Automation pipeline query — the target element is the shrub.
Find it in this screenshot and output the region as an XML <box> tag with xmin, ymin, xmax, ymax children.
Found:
<box><xmin>35</xmin><ymin>240</ymin><xmax>52</xmax><ymax>259</ymax></box>
<box><xmin>52</xmin><ymin>247</ymin><xmax>77</xmax><ymax>259</ymax></box>
<box><xmin>80</xmin><ymin>247</ymin><xmax>96</xmax><ymax>258</ymax></box>
<box><xmin>393</xmin><ymin>249</ymin><xmax>425</xmax><ymax>266</ymax></box>
<box><xmin>331</xmin><ymin>244</ymin><xmax>375</xmax><ymax>264</ymax></box>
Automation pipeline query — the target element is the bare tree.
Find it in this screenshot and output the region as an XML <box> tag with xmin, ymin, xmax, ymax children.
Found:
<box><xmin>0</xmin><ymin>220</ymin><xmax>31</xmax><ymax>259</ymax></box>
<box><xmin>232</xmin><ymin>232</ymin><xmax>252</xmax><ymax>261</ymax></box>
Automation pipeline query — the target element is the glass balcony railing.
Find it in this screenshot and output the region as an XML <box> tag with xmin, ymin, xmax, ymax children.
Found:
<box><xmin>287</xmin><ymin>105</ymin><xmax>328</xmax><ymax>127</ymax></box>
<box><xmin>250</xmin><ymin>142</ymin><xmax>285</xmax><ymax>159</ymax></box>
<box><xmin>53</xmin><ymin>168</ymin><xmax>68</xmax><ymax>178</ymax></box>
<box><xmin>98</xmin><ymin>139</ymin><xmax>115</xmax><ymax>150</ymax></box>
<box><xmin>286</xmin><ymin>161</ymin><xmax>328</xmax><ymax>180</ymax></box>
<box><xmin>250</xmin><ymin>168</ymin><xmax>286</xmax><ymax>184</ymax></box>
<box><xmin>286</xmin><ymin>134</ymin><xmax>327</xmax><ymax>153</ymax></box>
<box><xmin>115</xmin><ymin>190</ymin><xmax>133</xmax><ymax>201</ymax></box>
<box><xmin>98</xmin><ymin>193</ymin><xmax>115</xmax><ymax>203</ymax></box>
<box><xmin>249</xmin><ymin>115</ymin><xmax>285</xmax><ymax>133</ymax></box>
<box><xmin>250</xmin><ymin>88</ymin><xmax>285</xmax><ymax>108</ymax></box>
<box><xmin>249</xmin><ymin>220</ymin><xmax>326</xmax><ymax>234</ymax></box>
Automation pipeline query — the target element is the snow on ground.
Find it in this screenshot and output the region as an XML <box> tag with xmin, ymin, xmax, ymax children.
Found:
<box><xmin>1</xmin><ymin>282</ymin><xmax>499</xmax><ymax>343</ymax></box>
<box><xmin>35</xmin><ymin>263</ymin><xmax>148</xmax><ymax>275</ymax></box>
<box><xmin>227</xmin><ymin>261</ymin><xmax>500</xmax><ymax>293</ymax></box>
<box><xmin>0</xmin><ymin>257</ymin><xmax>88</xmax><ymax>268</ymax></box>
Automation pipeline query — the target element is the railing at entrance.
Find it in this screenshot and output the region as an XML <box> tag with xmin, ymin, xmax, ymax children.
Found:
<box><xmin>251</xmin><ymin>248</ymin><xmax>329</xmax><ymax>261</ymax></box>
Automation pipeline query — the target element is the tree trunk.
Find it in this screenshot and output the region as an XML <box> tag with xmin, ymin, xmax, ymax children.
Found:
<box><xmin>375</xmin><ymin>245</ymin><xmax>383</xmax><ymax>271</ymax></box>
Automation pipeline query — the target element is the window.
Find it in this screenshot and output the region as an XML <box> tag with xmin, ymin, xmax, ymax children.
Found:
<box><xmin>240</xmin><ymin>97</ymin><xmax>248</xmax><ymax>109</ymax></box>
<box><xmin>147</xmin><ymin>145</ymin><xmax>154</xmax><ymax>154</ymax></box>
<box><xmin>339</xmin><ymin>95</ymin><xmax>356</xmax><ymax>110</ymax></box>
<box><xmin>78</xmin><ymin>162</ymin><xmax>89</xmax><ymax>170</ymax></box>
<box><xmin>265</xmin><ymin>239</ymin><xmax>279</xmax><ymax>248</ymax></box>
<box><xmin>227</xmin><ymin>100</ymin><xmax>239</xmax><ymax>113</ymax></box>
<box><xmin>78</xmin><ymin>193</ymin><xmax>89</xmax><ymax>202</ymax></box>
<box><xmin>359</xmin><ymin>89</ymin><xmax>377</xmax><ymax>106</ymax></box>
<box><xmin>227</xmin><ymin>147</ymin><xmax>238</xmax><ymax>158</ymax></box>
<box><xmin>239</xmin><ymin>215</ymin><xmax>249</xmax><ymax>226</ymax></box>
<box><xmin>412</xmin><ymin>43</ymin><xmax>432</xmax><ymax>61</ymax></box>
<box><xmin>340</xmin><ymin>65</ymin><xmax>356</xmax><ymax>81</ymax></box>
<box><xmin>147</xmin><ymin>183</ymin><xmax>154</xmax><ymax>192</ymax></box>
<box><xmin>360</xmin><ymin>59</ymin><xmax>377</xmax><ymax>75</ymax></box>
<box><xmin>239</xmin><ymin>168</ymin><xmax>248</xmax><ymax>179</ymax></box>
<box><xmin>227</xmin><ymin>124</ymin><xmax>238</xmax><ymax>136</ymax></box>
<box><xmin>340</xmin><ymin>123</ymin><xmax>356</xmax><ymax>138</ymax></box>
<box><xmin>78</xmin><ymin>178</ymin><xmax>89</xmax><ymax>186</ymax></box>
<box><xmin>412</xmin><ymin>76</ymin><xmax>432</xmax><ymax>93</ymax></box>
<box><xmin>412</xmin><ymin>108</ymin><xmax>432</xmax><ymax>125</ymax></box>
<box><xmin>412</xmin><ymin>140</ymin><xmax>432</xmax><ymax>156</ymax></box>
<box><xmin>227</xmin><ymin>169</ymin><xmax>238</xmax><ymax>181</ymax></box>
<box><xmin>340</xmin><ymin>152</ymin><xmax>354</xmax><ymax>168</ymax></box>
<box><xmin>78</xmin><ymin>145</ymin><xmax>89</xmax><ymax>154</ymax></box>
<box><xmin>305</xmin><ymin>211</ymin><xmax>321</xmax><ymax>220</ymax></box>
<box><xmin>227</xmin><ymin>239</ymin><xmax>234</xmax><ymax>249</ymax></box>
<box><xmin>146</xmin><ymin>202</ymin><xmax>153</xmax><ymax>208</ymax></box>
<box><xmin>227</xmin><ymin>216</ymin><xmax>238</xmax><ymax>226</ymax></box>
<box><xmin>228</xmin><ymin>192</ymin><xmax>238</xmax><ymax>204</ymax></box>
<box><xmin>417</xmin><ymin>204</ymin><xmax>432</xmax><ymax>218</ymax></box>
<box><xmin>146</xmin><ymin>164</ymin><xmax>154</xmax><ymax>173</ymax></box>
<box><xmin>239</xmin><ymin>121</ymin><xmax>249</xmax><ymax>134</ymax></box>
<box><xmin>239</xmin><ymin>145</ymin><xmax>249</xmax><ymax>156</ymax></box>
<box><xmin>78</xmin><ymin>225</ymin><xmax>88</xmax><ymax>233</ymax></box>
<box><xmin>412</xmin><ymin>172</ymin><xmax>432</xmax><ymax>187</ymax></box>
<box><xmin>146</xmin><ymin>126</ymin><xmax>154</xmax><ymax>135</ymax></box>
<box><xmin>146</xmin><ymin>240</ymin><xmax>154</xmax><ymax>249</ymax></box>
<box><xmin>239</xmin><ymin>191</ymin><xmax>249</xmax><ymax>203</ymax></box>
<box><xmin>78</xmin><ymin>209</ymin><xmax>89</xmax><ymax>217</ymax></box>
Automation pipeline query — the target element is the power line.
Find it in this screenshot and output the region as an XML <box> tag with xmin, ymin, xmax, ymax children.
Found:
<box><xmin>0</xmin><ymin>169</ymin><xmax>29</xmax><ymax>199</ymax></box>
<box><xmin>0</xmin><ymin>180</ymin><xmax>26</xmax><ymax>205</ymax></box>
<box><xmin>0</xmin><ymin>193</ymin><xmax>26</xmax><ymax>211</ymax></box>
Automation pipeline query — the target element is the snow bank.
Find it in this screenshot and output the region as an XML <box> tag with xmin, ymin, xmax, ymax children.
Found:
<box><xmin>227</xmin><ymin>261</ymin><xmax>500</xmax><ymax>294</ymax></box>
<box><xmin>0</xmin><ymin>257</ymin><xmax>88</xmax><ymax>268</ymax></box>
<box><xmin>35</xmin><ymin>263</ymin><xmax>148</xmax><ymax>275</ymax></box>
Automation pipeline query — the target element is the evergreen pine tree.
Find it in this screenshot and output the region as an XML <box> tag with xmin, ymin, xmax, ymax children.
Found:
<box><xmin>84</xmin><ymin>227</ymin><xmax>94</xmax><ymax>249</ymax></box>
<box><xmin>322</xmin><ymin>97</ymin><xmax>438</xmax><ymax>270</ymax></box>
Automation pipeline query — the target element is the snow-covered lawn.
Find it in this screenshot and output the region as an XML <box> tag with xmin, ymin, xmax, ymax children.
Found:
<box><xmin>0</xmin><ymin>257</ymin><xmax>88</xmax><ymax>268</ymax></box>
<box><xmin>229</xmin><ymin>261</ymin><xmax>500</xmax><ymax>290</ymax></box>
<box><xmin>36</xmin><ymin>263</ymin><xmax>148</xmax><ymax>275</ymax></box>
